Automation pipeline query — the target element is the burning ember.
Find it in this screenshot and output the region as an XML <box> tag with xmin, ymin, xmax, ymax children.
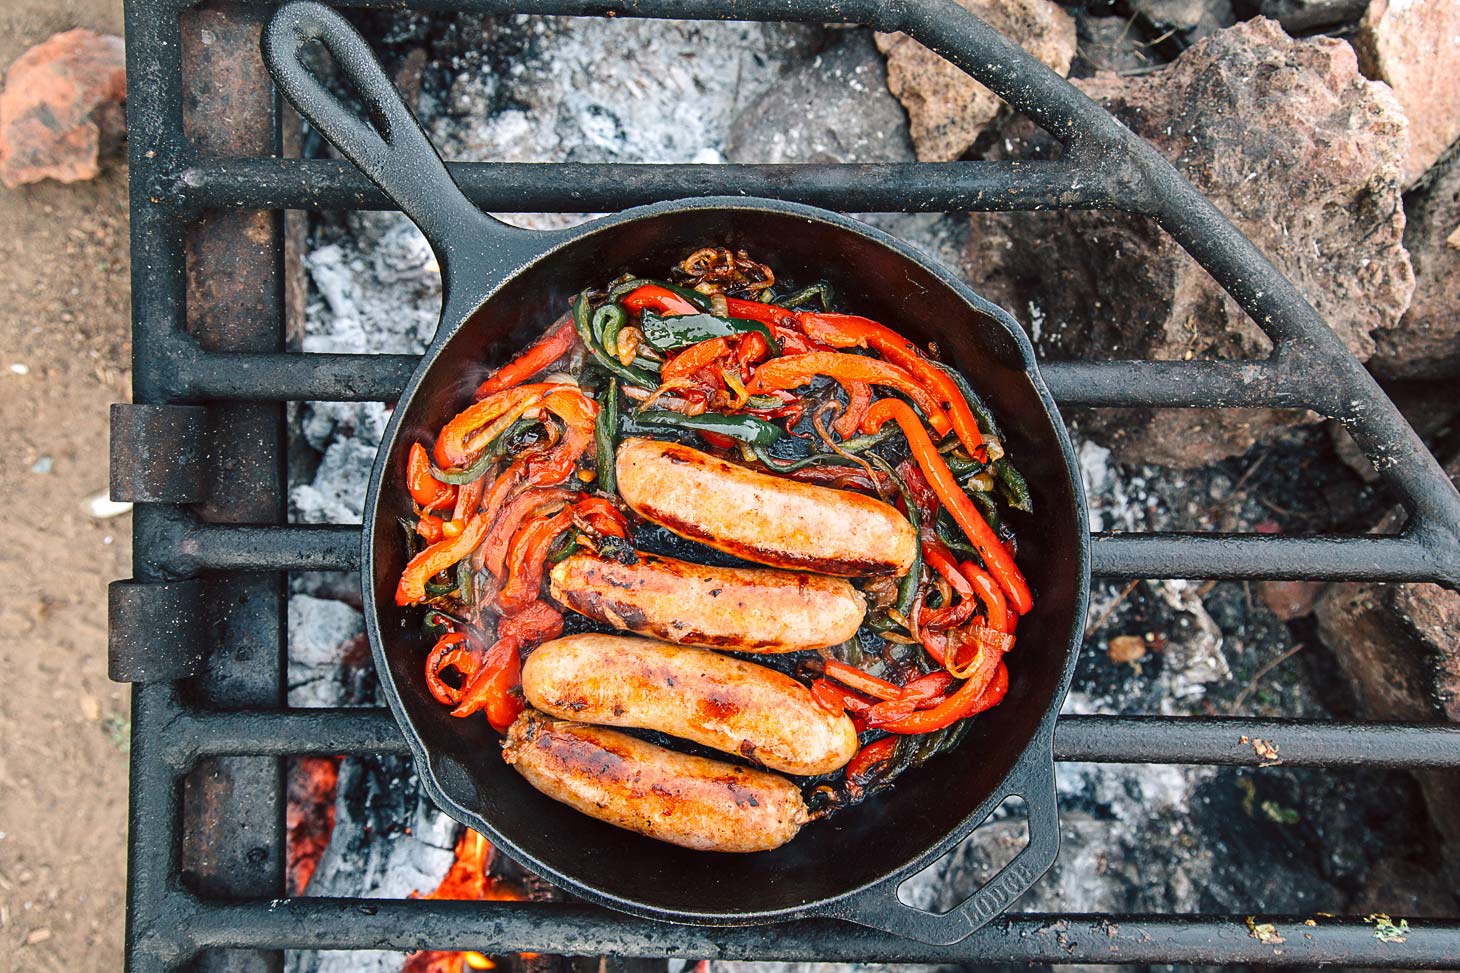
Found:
<box><xmin>287</xmin><ymin>756</ymin><xmax>342</xmax><ymax>896</ymax></box>
<box><xmin>404</xmin><ymin>829</ymin><xmax>527</xmax><ymax>973</ymax></box>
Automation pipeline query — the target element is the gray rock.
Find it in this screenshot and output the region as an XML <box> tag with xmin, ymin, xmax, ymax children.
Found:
<box><xmin>1256</xmin><ymin>0</ymin><xmax>1368</xmax><ymax>33</ymax></box>
<box><xmin>1371</xmin><ymin>145</ymin><xmax>1460</xmax><ymax>379</ymax></box>
<box><xmin>726</xmin><ymin>31</ymin><xmax>913</xmax><ymax>165</ymax></box>
<box><xmin>962</xmin><ymin>18</ymin><xmax>1413</xmax><ymax>467</ymax></box>
<box><xmin>1130</xmin><ymin>0</ymin><xmax>1235</xmax><ymax>39</ymax></box>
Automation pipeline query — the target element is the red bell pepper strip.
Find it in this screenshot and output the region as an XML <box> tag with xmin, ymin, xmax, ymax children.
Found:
<box><xmin>425</xmin><ymin>632</ymin><xmax>479</xmax><ymax>706</ymax></box>
<box><xmin>475</xmin><ymin>319</ymin><xmax>578</xmax><ymax>398</ymax></box>
<box><xmin>661</xmin><ymin>336</ymin><xmax>733</xmax><ymax>384</ymax></box>
<box><xmin>569</xmin><ymin>495</ymin><xmax>630</xmax><ymax>538</ymax></box>
<box><xmin>451</xmin><ymin>472</ymin><xmax>486</xmax><ymax>523</ymax></box>
<box><xmin>960</xmin><ymin>559</ymin><xmax>1013</xmax><ymax>636</ymax></box>
<box><xmin>522</xmin><ymin>389</ymin><xmax>598</xmax><ymax>485</ymax></box>
<box><xmin>407</xmin><ymin>442</ymin><xmax>458</xmax><ymax>512</ymax></box>
<box><xmin>749</xmin><ymin>352</ymin><xmax>953</xmax><ymax>437</ymax></box>
<box><xmin>435</xmin><ymin>383</ymin><xmax>565</xmax><ymax>468</ymax></box>
<box><xmin>797</xmin><ymin>311</ymin><xmax>987</xmax><ymax>458</ymax></box>
<box><xmin>781</xmin><ymin>464</ymin><xmax>893</xmax><ymax>495</ymax></box>
<box><xmin>621</xmin><ymin>284</ymin><xmax>700</xmax><ymax>316</ymax></box>
<box><xmin>396</xmin><ymin>511</ymin><xmax>492</xmax><ymax>605</ymax></box>
<box><xmin>496</xmin><ymin>506</ymin><xmax>578</xmax><ymax>614</ymax></box>
<box><xmin>810</xmin><ymin>678</ymin><xmax>876</xmax><ymax>716</ymax></box>
<box><xmin>920</xmin><ymin>541</ymin><xmax>979</xmax><ymax>631</ymax></box>
<box><xmin>872</xmin><ymin>657</ymin><xmax>1008</xmax><ymax>734</ymax></box>
<box><xmin>822</xmin><ymin>658</ymin><xmax>903</xmax><ymax>701</ymax></box>
<box><xmin>723</xmin><ymin>297</ymin><xmax>795</xmax><ymax>328</ymax></box>
<box><xmin>844</xmin><ymin>736</ymin><xmax>899</xmax><ymax>793</ymax></box>
<box><xmin>861</xmin><ymin>670</ymin><xmax>956</xmax><ymax>725</ymax></box>
<box><xmin>451</xmin><ymin>635</ymin><xmax>524</xmax><ymax>730</ymax></box>
<box><xmin>862</xmin><ymin>399</ymin><xmax>1032</xmax><ymax>614</ymax></box>
<box><xmin>477</xmin><ymin>488</ymin><xmax>575</xmax><ymax>580</ymax></box>
<box><xmin>415</xmin><ymin>513</ymin><xmax>446</xmax><ymax>545</ymax></box>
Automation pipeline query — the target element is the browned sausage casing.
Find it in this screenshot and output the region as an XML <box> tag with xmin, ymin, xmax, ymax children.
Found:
<box><xmin>548</xmin><ymin>551</ymin><xmax>863</xmax><ymax>652</ymax></box>
<box><xmin>522</xmin><ymin>634</ymin><xmax>859</xmax><ymax>775</ymax></box>
<box><xmin>503</xmin><ymin>710</ymin><xmax>809</xmax><ymax>852</ymax></box>
<box><xmin>615</xmin><ymin>437</ymin><xmax>917</xmax><ymax>577</ymax></box>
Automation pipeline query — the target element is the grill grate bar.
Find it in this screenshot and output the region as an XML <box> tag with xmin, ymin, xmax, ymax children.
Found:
<box><xmin>170</xmin><ymin>899</ymin><xmax>1460</xmax><ymax>968</ymax></box>
<box><xmin>165</xmin><ymin>707</ymin><xmax>1460</xmax><ymax>769</ymax></box>
<box><xmin>141</xmin><ymin>516</ymin><xmax>1452</xmax><ymax>585</ymax></box>
<box><xmin>165</xmin><ymin>349</ymin><xmax>1318</xmax><ymax>412</ymax></box>
<box><xmin>176</xmin><ymin>158</ymin><xmax>1141</xmax><ymax>214</ymax></box>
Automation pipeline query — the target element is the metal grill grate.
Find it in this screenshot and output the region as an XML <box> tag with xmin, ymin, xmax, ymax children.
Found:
<box><xmin>113</xmin><ymin>0</ymin><xmax>1460</xmax><ymax>969</ymax></box>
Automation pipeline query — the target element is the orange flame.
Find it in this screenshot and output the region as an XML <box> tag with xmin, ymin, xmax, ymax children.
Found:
<box><xmin>403</xmin><ymin>829</ymin><xmax>527</xmax><ymax>973</ymax></box>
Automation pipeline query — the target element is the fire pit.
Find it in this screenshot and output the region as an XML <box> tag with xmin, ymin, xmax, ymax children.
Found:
<box><xmin>110</xmin><ymin>0</ymin><xmax>1460</xmax><ymax>970</ymax></box>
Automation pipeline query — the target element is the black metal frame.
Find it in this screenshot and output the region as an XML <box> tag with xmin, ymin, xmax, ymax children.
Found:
<box><xmin>114</xmin><ymin>0</ymin><xmax>1460</xmax><ymax>969</ymax></box>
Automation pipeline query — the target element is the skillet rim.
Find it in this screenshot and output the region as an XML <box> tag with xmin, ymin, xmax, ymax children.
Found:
<box><xmin>360</xmin><ymin>194</ymin><xmax>1091</xmax><ymax>927</ymax></box>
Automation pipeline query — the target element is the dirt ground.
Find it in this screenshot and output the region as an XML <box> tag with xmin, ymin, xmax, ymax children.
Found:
<box><xmin>0</xmin><ymin>1</ymin><xmax>131</xmax><ymax>970</ymax></box>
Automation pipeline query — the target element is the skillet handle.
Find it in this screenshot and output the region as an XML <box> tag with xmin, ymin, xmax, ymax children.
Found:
<box><xmin>262</xmin><ymin>1</ymin><xmax>536</xmax><ymax>288</ymax></box>
<box><xmin>831</xmin><ymin>746</ymin><xmax>1060</xmax><ymax>945</ymax></box>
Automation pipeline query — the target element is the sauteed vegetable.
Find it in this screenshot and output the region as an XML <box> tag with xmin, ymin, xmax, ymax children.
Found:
<box><xmin>397</xmin><ymin>247</ymin><xmax>1033</xmax><ymax>851</ymax></box>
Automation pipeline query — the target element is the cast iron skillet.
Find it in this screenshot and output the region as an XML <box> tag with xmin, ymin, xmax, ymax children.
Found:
<box><xmin>264</xmin><ymin>0</ymin><xmax>1090</xmax><ymax>945</ymax></box>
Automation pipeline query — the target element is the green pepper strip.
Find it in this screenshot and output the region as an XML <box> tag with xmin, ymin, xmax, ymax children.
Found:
<box><xmin>626</xmin><ymin>410</ymin><xmax>783</xmax><ymax>447</ymax></box>
<box><xmin>456</xmin><ymin>558</ymin><xmax>475</xmax><ymax>605</ymax></box>
<box><xmin>869</xmin><ymin>453</ymin><xmax>922</xmax><ymax>622</ymax></box>
<box><xmin>638</xmin><ymin>310</ymin><xmax>779</xmax><ymax>355</ymax></box>
<box><xmin>751</xmin><ymin>446</ymin><xmax>863</xmax><ymax>472</ymax></box>
<box><xmin>935</xmin><ymin>513</ymin><xmax>981</xmax><ymax>560</ymax></box>
<box><xmin>775</xmin><ymin>281</ymin><xmax>835</xmax><ymax>312</ymax></box>
<box><xmin>596</xmin><ymin>378</ymin><xmax>619</xmax><ymax>495</ymax></box>
<box><xmin>593</xmin><ymin>303</ymin><xmax>628</xmax><ymax>360</ymax></box>
<box><xmin>424</xmin><ymin>575</ymin><xmax>457</xmax><ymax>597</ymax></box>
<box><xmin>573</xmin><ymin>291</ymin><xmax>658</xmax><ymax>388</ymax></box>
<box><xmin>607</xmin><ymin>277</ymin><xmax>711</xmax><ymax>311</ymax></box>
<box><xmin>995</xmin><ymin>458</ymin><xmax>1033</xmax><ymax>513</ymax></box>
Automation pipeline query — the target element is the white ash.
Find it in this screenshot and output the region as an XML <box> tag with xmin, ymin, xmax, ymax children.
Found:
<box><xmin>287</xmin><ymin>594</ymin><xmax>368</xmax><ymax>708</ymax></box>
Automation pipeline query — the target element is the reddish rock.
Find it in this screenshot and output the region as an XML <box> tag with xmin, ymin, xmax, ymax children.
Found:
<box><xmin>0</xmin><ymin>29</ymin><xmax>126</xmax><ymax>189</ymax></box>
<box><xmin>1315</xmin><ymin>451</ymin><xmax>1460</xmax><ymax>879</ymax></box>
<box><xmin>1354</xmin><ymin>0</ymin><xmax>1460</xmax><ymax>187</ymax></box>
<box><xmin>961</xmin><ymin>18</ymin><xmax>1413</xmax><ymax>467</ymax></box>
<box><xmin>1258</xmin><ymin>580</ymin><xmax>1324</xmax><ymax>621</ymax></box>
<box><xmin>1371</xmin><ymin>147</ymin><xmax>1460</xmax><ymax>379</ymax></box>
<box><xmin>875</xmin><ymin>0</ymin><xmax>1075</xmax><ymax>162</ymax></box>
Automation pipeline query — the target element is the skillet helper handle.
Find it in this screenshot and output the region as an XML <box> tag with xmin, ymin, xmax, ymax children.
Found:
<box><xmin>262</xmin><ymin>1</ymin><xmax>533</xmax><ymax>281</ymax></box>
<box><xmin>834</xmin><ymin>749</ymin><xmax>1060</xmax><ymax>945</ymax></box>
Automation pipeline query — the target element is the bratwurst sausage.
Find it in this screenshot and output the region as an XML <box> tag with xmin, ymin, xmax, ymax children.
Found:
<box><xmin>615</xmin><ymin>437</ymin><xmax>917</xmax><ymax>577</ymax></box>
<box><xmin>548</xmin><ymin>551</ymin><xmax>863</xmax><ymax>652</ymax></box>
<box><xmin>503</xmin><ymin>709</ymin><xmax>808</xmax><ymax>852</ymax></box>
<box><xmin>522</xmin><ymin>634</ymin><xmax>859</xmax><ymax>775</ymax></box>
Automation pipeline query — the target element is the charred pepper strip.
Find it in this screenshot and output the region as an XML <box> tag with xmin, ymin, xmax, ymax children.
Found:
<box><xmin>477</xmin><ymin>488</ymin><xmax>575</xmax><ymax>579</ymax></box>
<box><xmin>868</xmin><ymin>453</ymin><xmax>923</xmax><ymax>623</ymax></box>
<box><xmin>995</xmin><ymin>458</ymin><xmax>1033</xmax><ymax>513</ymax></box>
<box><xmin>595</xmin><ymin>378</ymin><xmax>619</xmax><ymax>495</ymax></box>
<box><xmin>749</xmin><ymin>352</ymin><xmax>953</xmax><ymax>437</ymax></box>
<box><xmin>844</xmin><ymin>736</ymin><xmax>898</xmax><ymax>794</ymax></box>
<box><xmin>638</xmin><ymin>310</ymin><xmax>778</xmax><ymax>354</ymax></box>
<box><xmin>625</xmin><ymin>409</ymin><xmax>783</xmax><ymax>447</ymax></box>
<box><xmin>572</xmin><ymin>291</ymin><xmax>658</xmax><ymax>388</ymax></box>
<box><xmin>796</xmin><ymin>312</ymin><xmax>983</xmax><ymax>456</ymax></box>
<box><xmin>435</xmin><ymin>383</ymin><xmax>565</xmax><ymax>468</ymax></box>
<box><xmin>475</xmin><ymin>318</ymin><xmax>578</xmax><ymax>398</ymax></box>
<box><xmin>396</xmin><ymin>512</ymin><xmax>492</xmax><ymax>605</ymax></box>
<box><xmin>407</xmin><ymin>442</ymin><xmax>458</xmax><ymax>511</ymax></box>
<box><xmin>821</xmin><ymin>658</ymin><xmax>904</xmax><ymax>701</ymax></box>
<box><xmin>660</xmin><ymin>335</ymin><xmax>734</xmax><ymax>383</ymax></box>
<box><xmin>861</xmin><ymin>398</ymin><xmax>1033</xmax><ymax>614</ymax></box>
<box><xmin>425</xmin><ymin>632</ymin><xmax>479</xmax><ymax>706</ymax></box>
<box><xmin>451</xmin><ymin>635</ymin><xmax>525</xmax><ymax>730</ymax></box>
